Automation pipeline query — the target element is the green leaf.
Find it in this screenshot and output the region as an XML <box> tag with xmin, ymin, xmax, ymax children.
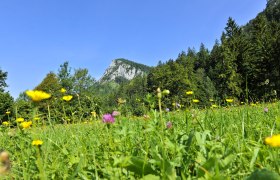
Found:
<box><xmin>141</xmin><ymin>174</ymin><xmax>160</xmax><ymax>180</ymax></box>
<box><xmin>197</xmin><ymin>157</ymin><xmax>217</xmax><ymax>178</ymax></box>
<box><xmin>249</xmin><ymin>147</ymin><xmax>260</xmax><ymax>170</ymax></box>
<box><xmin>163</xmin><ymin>160</ymin><xmax>177</xmax><ymax>180</ymax></box>
<box><xmin>220</xmin><ymin>154</ymin><xmax>236</xmax><ymax>170</ymax></box>
<box><xmin>247</xmin><ymin>169</ymin><xmax>280</xmax><ymax>180</ymax></box>
<box><xmin>115</xmin><ymin>156</ymin><xmax>158</xmax><ymax>176</ymax></box>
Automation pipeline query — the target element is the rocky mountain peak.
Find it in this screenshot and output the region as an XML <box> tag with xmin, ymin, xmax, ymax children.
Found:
<box><xmin>99</xmin><ymin>58</ymin><xmax>151</xmax><ymax>83</ymax></box>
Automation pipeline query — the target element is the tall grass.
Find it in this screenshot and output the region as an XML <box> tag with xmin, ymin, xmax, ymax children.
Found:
<box><xmin>0</xmin><ymin>101</ymin><xmax>280</xmax><ymax>179</ymax></box>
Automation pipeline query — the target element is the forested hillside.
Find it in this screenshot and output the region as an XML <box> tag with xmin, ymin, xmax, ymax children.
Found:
<box><xmin>146</xmin><ymin>0</ymin><xmax>280</xmax><ymax>106</ymax></box>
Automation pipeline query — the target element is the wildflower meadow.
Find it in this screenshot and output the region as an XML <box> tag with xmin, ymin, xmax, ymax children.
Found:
<box><xmin>0</xmin><ymin>88</ymin><xmax>280</xmax><ymax>179</ymax></box>
<box><xmin>1</xmin><ymin>1</ymin><xmax>280</xmax><ymax>179</ymax></box>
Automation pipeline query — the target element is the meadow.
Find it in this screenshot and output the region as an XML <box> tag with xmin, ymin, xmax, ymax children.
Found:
<box><xmin>1</xmin><ymin>91</ymin><xmax>280</xmax><ymax>179</ymax></box>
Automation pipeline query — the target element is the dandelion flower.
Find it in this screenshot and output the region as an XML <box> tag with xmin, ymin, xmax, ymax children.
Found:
<box><xmin>21</xmin><ymin>121</ymin><xmax>32</xmax><ymax>129</ymax></box>
<box><xmin>26</xmin><ymin>90</ymin><xmax>51</xmax><ymax>102</ymax></box>
<box><xmin>226</xmin><ymin>98</ymin><xmax>234</xmax><ymax>103</ymax></box>
<box><xmin>186</xmin><ymin>91</ymin><xmax>194</xmax><ymax>95</ymax></box>
<box><xmin>16</xmin><ymin>117</ymin><xmax>24</xmax><ymax>123</ymax></box>
<box><xmin>265</xmin><ymin>134</ymin><xmax>280</xmax><ymax>147</ymax></box>
<box><xmin>91</xmin><ymin>111</ymin><xmax>97</xmax><ymax>118</ymax></box>
<box><xmin>34</xmin><ymin>117</ymin><xmax>40</xmax><ymax>121</ymax></box>
<box><xmin>5</xmin><ymin>111</ymin><xmax>10</xmax><ymax>115</ymax></box>
<box><xmin>62</xmin><ymin>95</ymin><xmax>73</xmax><ymax>101</ymax></box>
<box><xmin>32</xmin><ymin>140</ymin><xmax>43</xmax><ymax>146</ymax></box>
<box><xmin>211</xmin><ymin>104</ymin><xmax>218</xmax><ymax>108</ymax></box>
<box><xmin>192</xmin><ymin>99</ymin><xmax>200</xmax><ymax>103</ymax></box>
<box><xmin>60</xmin><ymin>88</ymin><xmax>67</xmax><ymax>93</ymax></box>
<box><xmin>102</xmin><ymin>114</ymin><xmax>115</xmax><ymax>124</ymax></box>
<box><xmin>2</xmin><ymin>121</ymin><xmax>9</xmax><ymax>126</ymax></box>
<box><xmin>209</xmin><ymin>99</ymin><xmax>214</xmax><ymax>102</ymax></box>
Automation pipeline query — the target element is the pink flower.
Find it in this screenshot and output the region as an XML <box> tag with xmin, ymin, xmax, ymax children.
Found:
<box><xmin>103</xmin><ymin>114</ymin><xmax>115</xmax><ymax>124</ymax></box>
<box><xmin>112</xmin><ymin>111</ymin><xmax>120</xmax><ymax>117</ymax></box>
<box><xmin>166</xmin><ymin>121</ymin><xmax>172</xmax><ymax>129</ymax></box>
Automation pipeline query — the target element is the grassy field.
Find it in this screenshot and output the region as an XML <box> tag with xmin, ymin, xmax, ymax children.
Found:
<box><xmin>1</xmin><ymin>102</ymin><xmax>280</xmax><ymax>179</ymax></box>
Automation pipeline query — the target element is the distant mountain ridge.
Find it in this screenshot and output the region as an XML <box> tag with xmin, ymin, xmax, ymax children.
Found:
<box><xmin>99</xmin><ymin>58</ymin><xmax>151</xmax><ymax>83</ymax></box>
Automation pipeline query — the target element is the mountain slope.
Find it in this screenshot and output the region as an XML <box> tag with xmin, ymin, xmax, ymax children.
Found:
<box><xmin>99</xmin><ymin>58</ymin><xmax>151</xmax><ymax>83</ymax></box>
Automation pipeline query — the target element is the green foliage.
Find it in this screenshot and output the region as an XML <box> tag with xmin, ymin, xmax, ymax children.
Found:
<box><xmin>0</xmin><ymin>68</ymin><xmax>13</xmax><ymax>122</ymax></box>
<box><xmin>35</xmin><ymin>72</ymin><xmax>61</xmax><ymax>94</ymax></box>
<box><xmin>145</xmin><ymin>2</ymin><xmax>280</xmax><ymax>103</ymax></box>
<box><xmin>247</xmin><ymin>169</ymin><xmax>280</xmax><ymax>180</ymax></box>
<box><xmin>114</xmin><ymin>58</ymin><xmax>151</xmax><ymax>73</ymax></box>
<box><xmin>57</xmin><ymin>61</ymin><xmax>73</xmax><ymax>92</ymax></box>
<box><xmin>0</xmin><ymin>68</ymin><xmax>8</xmax><ymax>92</ymax></box>
<box><xmin>0</xmin><ymin>91</ymin><xmax>14</xmax><ymax>121</ymax></box>
<box><xmin>1</xmin><ymin>99</ymin><xmax>280</xmax><ymax>179</ymax></box>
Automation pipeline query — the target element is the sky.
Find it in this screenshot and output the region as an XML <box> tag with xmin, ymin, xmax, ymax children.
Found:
<box><xmin>0</xmin><ymin>0</ymin><xmax>267</xmax><ymax>98</ymax></box>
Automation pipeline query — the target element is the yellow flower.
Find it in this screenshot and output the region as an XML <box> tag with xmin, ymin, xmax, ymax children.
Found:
<box><xmin>117</xmin><ymin>98</ymin><xmax>126</xmax><ymax>104</ymax></box>
<box><xmin>226</xmin><ymin>99</ymin><xmax>234</xmax><ymax>103</ymax></box>
<box><xmin>60</xmin><ymin>88</ymin><xmax>67</xmax><ymax>93</ymax></box>
<box><xmin>5</xmin><ymin>111</ymin><xmax>11</xmax><ymax>115</ymax></box>
<box><xmin>250</xmin><ymin>103</ymin><xmax>256</xmax><ymax>106</ymax></box>
<box><xmin>62</xmin><ymin>95</ymin><xmax>73</xmax><ymax>101</ymax></box>
<box><xmin>26</xmin><ymin>90</ymin><xmax>51</xmax><ymax>102</ymax></box>
<box><xmin>34</xmin><ymin>117</ymin><xmax>40</xmax><ymax>121</ymax></box>
<box><xmin>211</xmin><ymin>104</ymin><xmax>218</xmax><ymax>108</ymax></box>
<box><xmin>265</xmin><ymin>134</ymin><xmax>280</xmax><ymax>147</ymax></box>
<box><xmin>21</xmin><ymin>121</ymin><xmax>32</xmax><ymax>129</ymax></box>
<box><xmin>2</xmin><ymin>121</ymin><xmax>9</xmax><ymax>126</ymax></box>
<box><xmin>16</xmin><ymin>117</ymin><xmax>24</xmax><ymax>123</ymax></box>
<box><xmin>91</xmin><ymin>111</ymin><xmax>97</xmax><ymax>118</ymax></box>
<box><xmin>192</xmin><ymin>99</ymin><xmax>200</xmax><ymax>103</ymax></box>
<box><xmin>209</xmin><ymin>99</ymin><xmax>214</xmax><ymax>102</ymax></box>
<box><xmin>32</xmin><ymin>140</ymin><xmax>43</xmax><ymax>146</ymax></box>
<box><xmin>186</xmin><ymin>91</ymin><xmax>194</xmax><ymax>95</ymax></box>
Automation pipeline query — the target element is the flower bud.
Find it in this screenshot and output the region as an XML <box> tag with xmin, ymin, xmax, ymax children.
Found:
<box><xmin>162</xmin><ymin>90</ymin><xmax>170</xmax><ymax>95</ymax></box>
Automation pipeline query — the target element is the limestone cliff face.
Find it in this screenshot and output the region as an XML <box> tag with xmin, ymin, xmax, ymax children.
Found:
<box><xmin>99</xmin><ymin>58</ymin><xmax>151</xmax><ymax>83</ymax></box>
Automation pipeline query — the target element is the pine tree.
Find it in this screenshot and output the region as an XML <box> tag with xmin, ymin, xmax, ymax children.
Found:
<box><xmin>0</xmin><ymin>68</ymin><xmax>8</xmax><ymax>92</ymax></box>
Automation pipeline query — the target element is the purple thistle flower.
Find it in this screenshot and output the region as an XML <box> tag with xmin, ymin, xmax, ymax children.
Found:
<box><xmin>112</xmin><ymin>111</ymin><xmax>121</xmax><ymax>117</ymax></box>
<box><xmin>103</xmin><ymin>114</ymin><xmax>115</xmax><ymax>124</ymax></box>
<box><xmin>264</xmin><ymin>107</ymin><xmax>268</xmax><ymax>113</ymax></box>
<box><xmin>166</xmin><ymin>121</ymin><xmax>172</xmax><ymax>129</ymax></box>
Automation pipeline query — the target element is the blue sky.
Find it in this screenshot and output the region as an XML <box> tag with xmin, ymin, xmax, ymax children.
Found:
<box><xmin>0</xmin><ymin>0</ymin><xmax>267</xmax><ymax>98</ymax></box>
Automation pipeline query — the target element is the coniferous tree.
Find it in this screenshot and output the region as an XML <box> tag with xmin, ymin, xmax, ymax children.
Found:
<box><xmin>216</xmin><ymin>18</ymin><xmax>243</xmax><ymax>99</ymax></box>
<box><xmin>0</xmin><ymin>68</ymin><xmax>8</xmax><ymax>92</ymax></box>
